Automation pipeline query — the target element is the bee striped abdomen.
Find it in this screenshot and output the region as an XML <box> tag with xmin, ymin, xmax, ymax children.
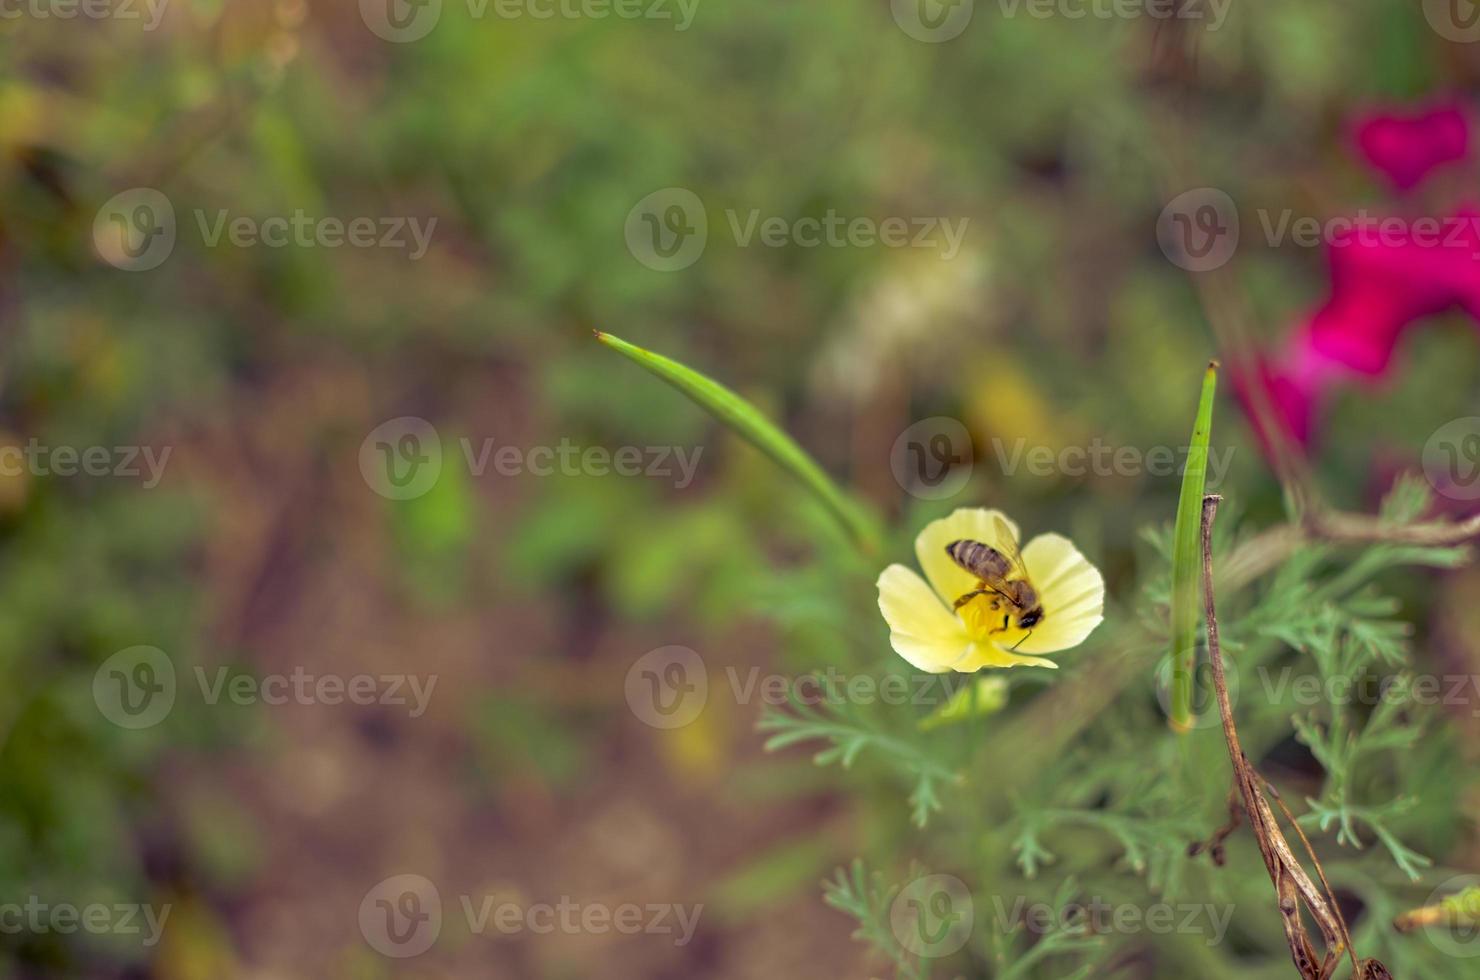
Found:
<box><xmin>945</xmin><ymin>539</ymin><xmax>1013</xmax><ymax>581</ymax></box>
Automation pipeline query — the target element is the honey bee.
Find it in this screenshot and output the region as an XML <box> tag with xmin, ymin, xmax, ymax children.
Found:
<box><xmin>945</xmin><ymin>517</ymin><xmax>1042</xmax><ymax>646</ymax></box>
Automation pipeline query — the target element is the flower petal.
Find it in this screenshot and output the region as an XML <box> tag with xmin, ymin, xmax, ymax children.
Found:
<box><xmin>959</xmin><ymin>642</ymin><xmax>1060</xmax><ymax>671</ymax></box>
<box><xmin>1012</xmin><ymin>533</ymin><xmax>1104</xmax><ymax>655</ymax></box>
<box><xmin>1354</xmin><ymin>103</ymin><xmax>1469</xmax><ymax>192</ymax></box>
<box><xmin>876</xmin><ymin>564</ymin><xmax>973</xmax><ymax>673</ymax></box>
<box><xmin>914</xmin><ymin>508</ymin><xmax>1022</xmax><ymax>606</ymax></box>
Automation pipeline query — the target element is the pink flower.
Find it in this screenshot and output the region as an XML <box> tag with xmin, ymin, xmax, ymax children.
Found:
<box><xmin>1354</xmin><ymin>103</ymin><xmax>1469</xmax><ymax>191</ymax></box>
<box><xmin>1308</xmin><ymin>209</ymin><xmax>1480</xmax><ymax>374</ymax></box>
<box><xmin>1237</xmin><ymin>101</ymin><xmax>1477</xmax><ymax>456</ymax></box>
<box><xmin>1245</xmin><ymin>207</ymin><xmax>1480</xmax><ymax>449</ymax></box>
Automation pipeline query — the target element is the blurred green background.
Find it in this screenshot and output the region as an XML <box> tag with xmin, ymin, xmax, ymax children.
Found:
<box><xmin>2</xmin><ymin>0</ymin><xmax>1480</xmax><ymax>977</ymax></box>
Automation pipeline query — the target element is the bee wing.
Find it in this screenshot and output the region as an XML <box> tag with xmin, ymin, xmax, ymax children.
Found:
<box><xmin>993</xmin><ymin>515</ymin><xmax>1029</xmax><ymax>581</ymax></box>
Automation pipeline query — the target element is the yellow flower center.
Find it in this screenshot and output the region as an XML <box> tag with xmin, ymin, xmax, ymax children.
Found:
<box><xmin>956</xmin><ymin>592</ymin><xmax>1034</xmax><ymax>648</ymax></box>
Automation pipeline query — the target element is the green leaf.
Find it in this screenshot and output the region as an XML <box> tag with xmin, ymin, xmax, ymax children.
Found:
<box><xmin>1169</xmin><ymin>361</ymin><xmax>1218</xmax><ymax>733</ymax></box>
<box><xmin>595</xmin><ymin>331</ymin><xmax>881</xmax><ymax>552</ymax></box>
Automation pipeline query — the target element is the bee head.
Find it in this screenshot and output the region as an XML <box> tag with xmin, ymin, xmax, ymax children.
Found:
<box><xmin>1018</xmin><ymin>608</ymin><xmax>1042</xmax><ymax>629</ymax></box>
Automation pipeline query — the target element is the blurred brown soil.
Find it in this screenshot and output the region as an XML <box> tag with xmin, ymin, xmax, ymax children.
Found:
<box><xmin>156</xmin><ymin>360</ymin><xmax>873</xmax><ymax>978</ymax></box>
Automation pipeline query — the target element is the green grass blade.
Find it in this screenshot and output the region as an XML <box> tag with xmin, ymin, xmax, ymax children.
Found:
<box><xmin>1169</xmin><ymin>361</ymin><xmax>1218</xmax><ymax>733</ymax></box>
<box><xmin>595</xmin><ymin>331</ymin><xmax>881</xmax><ymax>552</ymax></box>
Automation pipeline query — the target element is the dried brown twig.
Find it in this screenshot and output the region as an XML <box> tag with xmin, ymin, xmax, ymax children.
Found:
<box><xmin>1197</xmin><ymin>493</ymin><xmax>1393</xmax><ymax>980</ymax></box>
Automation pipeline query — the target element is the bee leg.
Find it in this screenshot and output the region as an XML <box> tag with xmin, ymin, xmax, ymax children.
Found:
<box><xmin>952</xmin><ymin>589</ymin><xmax>989</xmax><ymax>610</ymax></box>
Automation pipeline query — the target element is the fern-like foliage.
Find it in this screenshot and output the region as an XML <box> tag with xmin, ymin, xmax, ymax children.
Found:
<box><xmin>760</xmin><ymin>687</ymin><xmax>961</xmax><ymax>828</ymax></box>
<box><xmin>822</xmin><ymin>860</ymin><xmax>928</xmax><ymax>980</ymax></box>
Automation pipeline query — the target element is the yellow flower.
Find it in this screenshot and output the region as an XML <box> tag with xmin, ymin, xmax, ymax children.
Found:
<box><xmin>876</xmin><ymin>508</ymin><xmax>1104</xmax><ymax>672</ymax></box>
